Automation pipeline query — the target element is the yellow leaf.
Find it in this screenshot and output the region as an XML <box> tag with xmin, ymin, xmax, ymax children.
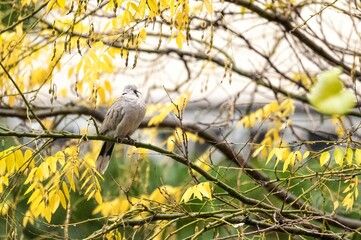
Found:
<box><xmin>89</xmin><ymin>49</ymin><xmax>98</xmax><ymax>63</ymax></box>
<box><xmin>294</xmin><ymin>151</ymin><xmax>302</xmax><ymax>161</ymax></box>
<box><xmin>8</xmin><ymin>95</ymin><xmax>15</xmax><ymax>108</ymax></box>
<box><xmin>59</xmin><ymin>88</ymin><xmax>68</xmax><ymax>97</ymax></box>
<box><xmin>176</xmin><ymin>32</ymin><xmax>184</xmax><ymax>49</ymax></box>
<box><xmin>55</xmin><ymin>151</ymin><xmax>65</xmax><ymax>166</ymax></box>
<box><xmin>334</xmin><ymin>148</ymin><xmax>344</xmax><ymax>166</ymax></box>
<box><xmin>198</xmin><ymin>182</ymin><xmax>212</xmax><ymax>200</ymax></box>
<box><xmin>24</xmin><ymin>182</ymin><xmax>37</xmax><ymax>195</ymax></box>
<box><xmin>346</xmin><ymin>148</ymin><xmax>353</xmax><ymax>165</ymax></box>
<box><xmin>181</xmin><ymin>183</ymin><xmax>212</xmax><ymax>203</ymax></box>
<box><xmin>343</xmin><ymin>183</ymin><xmax>353</xmax><ymax>193</ymax></box>
<box><xmin>0</xmin><ymin>159</ymin><xmax>4</xmax><ymax>176</ymax></box>
<box><xmin>38</xmin><ymin>162</ymin><xmax>49</xmax><ymax>180</ymax></box>
<box><xmin>238</xmin><ymin>116</ymin><xmax>249</xmax><ymax>128</ymax></box>
<box><xmin>0</xmin><ymin>201</ymin><xmax>10</xmax><ymax>215</ymax></box>
<box><xmin>157</xmin><ymin>0</ymin><xmax>167</xmax><ymax>8</ymax></box>
<box><xmin>5</xmin><ymin>150</ymin><xmax>15</xmax><ymax>173</ymax></box>
<box><xmin>62</xmin><ymin>182</ymin><xmax>70</xmax><ymax>200</ymax></box>
<box><xmin>46</xmin><ymin>156</ymin><xmax>57</xmax><ymax>173</ymax></box>
<box><xmin>85</xmin><ymin>183</ymin><xmax>94</xmax><ymax>196</ymax></box>
<box><xmin>147</xmin><ymin>0</ymin><xmax>158</xmax><ymax>13</ymax></box>
<box><xmin>204</xmin><ymin>0</ymin><xmax>213</xmax><ymax>13</ymax></box>
<box><xmin>49</xmin><ymin>192</ymin><xmax>60</xmax><ymax>213</ymax></box>
<box><xmin>1</xmin><ymin>175</ymin><xmax>9</xmax><ymax>186</ymax></box>
<box><xmin>173</xmin><ymin>90</ymin><xmax>191</xmax><ymax>112</ymax></box>
<box><xmin>87</xmin><ymin>190</ymin><xmax>96</xmax><ymax>200</ymax></box>
<box><xmin>263</xmin><ymin>101</ymin><xmax>279</xmax><ymax>117</ymax></box>
<box><xmin>24</xmin><ymin>168</ymin><xmax>37</xmax><ymax>185</ymax></box>
<box><xmin>139</xmin><ymin>28</ymin><xmax>147</xmax><ymax>42</ymax></box>
<box><xmin>43</xmin><ymin>206</ymin><xmax>52</xmax><ymax>223</ymax></box>
<box><xmin>164</xmin><ymin>135</ymin><xmax>175</xmax><ymax>152</ymax></box>
<box><xmin>104</xmin><ymin>80</ymin><xmax>112</xmax><ymax>94</ymax></box>
<box><xmin>320</xmin><ymin>151</ymin><xmax>330</xmax><ymax>166</ymax></box>
<box><xmin>355</xmin><ymin>149</ymin><xmax>361</xmax><ymax>165</ymax></box>
<box><xmin>23</xmin><ymin>211</ymin><xmax>31</xmax><ymax>227</ymax></box>
<box><xmin>193</xmin><ymin>188</ymin><xmax>203</xmax><ymax>201</ymax></box>
<box><xmin>148</xmin><ymin>104</ymin><xmax>173</xmax><ymax>126</ymax></box>
<box><xmin>97</xmin><ymin>87</ymin><xmax>106</xmax><ymax>104</ymax></box>
<box><xmin>14</xmin><ymin>149</ymin><xmax>24</xmax><ymax>171</ymax></box>
<box><xmin>149</xmin><ymin>185</ymin><xmax>179</xmax><ymax>203</ymax></box>
<box><xmin>95</xmin><ymin>191</ymin><xmax>103</xmax><ymax>204</ymax></box>
<box><xmin>76</xmin><ymin>59</ymin><xmax>83</xmax><ymax>74</ymax></box>
<box><xmin>21</xmin><ymin>150</ymin><xmax>30</xmax><ymax>170</ymax></box>
<box><xmin>101</xmin><ymin>55</ymin><xmax>114</xmax><ymax>72</ymax></box>
<box><xmin>180</xmin><ymin>187</ymin><xmax>194</xmax><ymax>203</ymax></box>
<box><xmin>249</xmin><ymin>113</ymin><xmax>257</xmax><ymax>128</ymax></box>
<box><xmin>121</xmin><ymin>10</ymin><xmax>131</xmax><ymax>27</ymax></box>
<box><xmin>274</xmin><ymin>148</ymin><xmax>284</xmax><ymax>161</ymax></box>
<box><xmin>303</xmin><ymin>151</ymin><xmax>310</xmax><ymax>159</ymax></box>
<box><xmin>81</xmin><ymin>175</ymin><xmax>92</xmax><ymax>189</ymax></box>
<box><xmin>31</xmin><ymin>195</ymin><xmax>43</xmax><ymax>211</ymax></box>
<box><xmin>27</xmin><ymin>188</ymin><xmax>41</xmax><ymax>204</ymax></box>
<box><xmin>266</xmin><ymin>148</ymin><xmax>277</xmax><ymax>165</ymax></box>
<box><xmin>34</xmin><ymin>201</ymin><xmax>45</xmax><ymax>217</ymax></box>
<box><xmin>342</xmin><ymin>192</ymin><xmax>354</xmax><ymax>210</ymax></box>
<box><xmin>69</xmin><ymin>174</ymin><xmax>76</xmax><ymax>191</ymax></box>
<box><xmin>283</xmin><ymin>152</ymin><xmax>295</xmax><ymax>172</ymax></box>
<box><xmin>30</xmin><ymin>68</ymin><xmax>49</xmax><ymax>85</ymax></box>
<box><xmin>56</xmin><ymin>0</ymin><xmax>65</xmax><ymax>8</ymax></box>
<box><xmin>21</xmin><ymin>0</ymin><xmax>32</xmax><ymax>6</ymax></box>
<box><xmin>58</xmin><ymin>189</ymin><xmax>67</xmax><ymax>209</ymax></box>
<box><xmin>80</xmin><ymin>169</ymin><xmax>88</xmax><ymax>180</ymax></box>
<box><xmin>127</xmin><ymin>1</ymin><xmax>139</xmax><ymax>12</ymax></box>
<box><xmin>46</xmin><ymin>0</ymin><xmax>56</xmax><ymax>13</ymax></box>
<box><xmin>333</xmin><ymin>200</ymin><xmax>339</xmax><ymax>211</ymax></box>
<box><xmin>355</xmin><ymin>184</ymin><xmax>359</xmax><ymax>198</ymax></box>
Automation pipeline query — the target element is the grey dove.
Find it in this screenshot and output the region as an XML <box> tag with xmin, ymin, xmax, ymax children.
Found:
<box><xmin>95</xmin><ymin>85</ymin><xmax>146</xmax><ymax>174</ymax></box>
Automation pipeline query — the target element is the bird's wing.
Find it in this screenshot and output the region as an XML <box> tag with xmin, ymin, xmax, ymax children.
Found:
<box><xmin>100</xmin><ymin>98</ymin><xmax>125</xmax><ymax>135</ymax></box>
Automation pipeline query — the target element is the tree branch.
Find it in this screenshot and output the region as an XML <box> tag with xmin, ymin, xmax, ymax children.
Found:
<box><xmin>225</xmin><ymin>0</ymin><xmax>361</xmax><ymax>77</ymax></box>
<box><xmin>86</xmin><ymin>210</ymin><xmax>342</xmax><ymax>240</ymax></box>
<box><xmin>1</xmin><ymin>127</ymin><xmax>361</xmax><ymax>230</ymax></box>
<box><xmin>0</xmin><ymin>62</ymin><xmax>47</xmax><ymax>130</ymax></box>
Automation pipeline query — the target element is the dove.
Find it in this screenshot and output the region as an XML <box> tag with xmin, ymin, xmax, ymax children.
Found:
<box><xmin>95</xmin><ymin>85</ymin><xmax>146</xmax><ymax>174</ymax></box>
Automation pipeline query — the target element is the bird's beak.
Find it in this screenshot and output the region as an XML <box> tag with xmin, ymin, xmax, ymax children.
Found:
<box><xmin>134</xmin><ymin>90</ymin><xmax>141</xmax><ymax>97</ymax></box>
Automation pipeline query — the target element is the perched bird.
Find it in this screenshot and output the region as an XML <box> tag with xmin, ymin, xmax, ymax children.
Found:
<box><xmin>95</xmin><ymin>85</ymin><xmax>146</xmax><ymax>174</ymax></box>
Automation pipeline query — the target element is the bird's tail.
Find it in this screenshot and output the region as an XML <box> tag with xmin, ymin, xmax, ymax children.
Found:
<box><xmin>95</xmin><ymin>141</ymin><xmax>115</xmax><ymax>174</ymax></box>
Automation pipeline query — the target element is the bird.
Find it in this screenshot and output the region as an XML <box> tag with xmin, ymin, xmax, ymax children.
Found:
<box><xmin>95</xmin><ymin>84</ymin><xmax>146</xmax><ymax>174</ymax></box>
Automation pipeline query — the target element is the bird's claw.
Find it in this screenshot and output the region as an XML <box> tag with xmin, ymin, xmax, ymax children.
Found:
<box><xmin>116</xmin><ymin>136</ymin><xmax>136</xmax><ymax>145</ymax></box>
<box><xmin>127</xmin><ymin>136</ymin><xmax>136</xmax><ymax>145</ymax></box>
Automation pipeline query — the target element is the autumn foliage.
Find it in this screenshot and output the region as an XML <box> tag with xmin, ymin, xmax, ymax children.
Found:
<box><xmin>1</xmin><ymin>0</ymin><xmax>361</xmax><ymax>239</ymax></box>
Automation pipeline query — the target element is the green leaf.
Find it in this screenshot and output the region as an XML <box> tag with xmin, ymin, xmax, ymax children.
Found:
<box><xmin>308</xmin><ymin>67</ymin><xmax>356</xmax><ymax>115</ymax></box>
